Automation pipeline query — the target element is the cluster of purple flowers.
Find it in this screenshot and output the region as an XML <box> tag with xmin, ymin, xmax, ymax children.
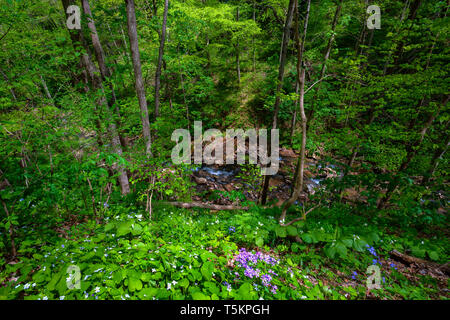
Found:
<box><xmin>351</xmin><ymin>271</ymin><xmax>358</xmax><ymax>280</ymax></box>
<box><xmin>366</xmin><ymin>244</ymin><xmax>377</xmax><ymax>257</ymax></box>
<box><xmin>261</xmin><ymin>274</ymin><xmax>272</xmax><ymax>287</ymax></box>
<box><xmin>234</xmin><ymin>248</ymin><xmax>280</xmax><ymax>294</ymax></box>
<box><xmin>235</xmin><ymin>248</ymin><xmax>279</xmax><ymax>267</ymax></box>
<box><xmin>228</xmin><ymin>226</ymin><xmax>236</xmax><ymax>233</ymax></box>
<box><xmin>372</xmin><ymin>259</ymin><xmax>382</xmax><ymax>265</ymax></box>
<box><xmin>390</xmin><ymin>263</ymin><xmax>397</xmax><ymax>270</ymax></box>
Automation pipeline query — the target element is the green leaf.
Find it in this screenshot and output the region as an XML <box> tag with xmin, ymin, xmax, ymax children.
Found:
<box><xmin>200</xmin><ymin>261</ymin><xmax>214</xmax><ymax>280</ymax></box>
<box><xmin>335</xmin><ymin>242</ymin><xmax>348</xmax><ymax>257</ymax></box>
<box><xmin>204</xmin><ymin>281</ymin><xmax>220</xmax><ymax>295</ymax></box>
<box><xmin>301</xmin><ymin>233</ymin><xmax>313</xmax><ymax>244</ymax></box>
<box><xmin>113</xmin><ymin>271</ymin><xmax>123</xmax><ymax>284</ymax></box>
<box><xmin>138</xmin><ymin>287</ymin><xmax>158</xmax><ymax>299</ymax></box>
<box><xmin>324</xmin><ymin>246</ymin><xmax>336</xmax><ymax>259</ymax></box>
<box><xmin>353</xmin><ymin>238</ymin><xmax>368</xmax><ymax>252</ymax></box>
<box><xmin>105</xmin><ymin>222</ymin><xmax>115</xmax><ymax>232</ymax></box>
<box><xmin>255</xmin><ymin>237</ymin><xmax>264</xmax><ymax>247</ymax></box>
<box><xmin>128</xmin><ymin>278</ymin><xmax>143</xmax><ymax>292</ymax></box>
<box><xmin>140</xmin><ymin>273</ymin><xmax>152</xmax><ymax>282</ymax></box>
<box><xmin>341</xmin><ymin>239</ymin><xmax>353</xmax><ymax>248</ymax></box>
<box><xmin>117</xmin><ymin>221</ymin><xmax>132</xmax><ymax>237</ymax></box>
<box><xmin>179</xmin><ymin>278</ymin><xmax>189</xmax><ymax>289</ymax></box>
<box><xmin>427</xmin><ymin>251</ymin><xmax>439</xmax><ymax>261</ymax></box>
<box><xmin>192</xmin><ymin>292</ymin><xmax>210</xmax><ymax>300</ymax></box>
<box><xmin>287</xmin><ymin>225</ymin><xmax>298</xmax><ymax>236</ymax></box>
<box><xmin>237</xmin><ymin>282</ymin><xmax>253</xmax><ymax>300</ymax></box>
<box><xmin>275</xmin><ymin>226</ymin><xmax>287</xmax><ymax>238</ymax></box>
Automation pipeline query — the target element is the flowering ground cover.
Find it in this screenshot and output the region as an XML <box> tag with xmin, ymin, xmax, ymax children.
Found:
<box><xmin>1</xmin><ymin>204</ymin><xmax>447</xmax><ymax>300</ymax></box>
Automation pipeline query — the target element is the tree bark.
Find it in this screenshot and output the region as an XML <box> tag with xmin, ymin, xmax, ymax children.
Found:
<box><xmin>154</xmin><ymin>0</ymin><xmax>169</xmax><ymax>119</ymax></box>
<box><xmin>125</xmin><ymin>0</ymin><xmax>153</xmax><ymax>157</ymax></box>
<box><xmin>81</xmin><ymin>0</ymin><xmax>128</xmax><ymax>150</ymax></box>
<box><xmin>235</xmin><ymin>6</ymin><xmax>241</xmax><ymax>86</ymax></box>
<box><xmin>279</xmin><ymin>0</ymin><xmax>311</xmax><ymax>224</ymax></box>
<box><xmin>260</xmin><ymin>0</ymin><xmax>295</xmax><ymax>205</ymax></box>
<box><xmin>289</xmin><ymin>80</ymin><xmax>299</xmax><ymax>147</ymax></box>
<box><xmin>62</xmin><ymin>0</ymin><xmax>131</xmax><ymax>195</ymax></box>
<box><xmin>252</xmin><ymin>0</ymin><xmax>256</xmax><ymax>72</ymax></box>
<box><xmin>271</xmin><ymin>0</ymin><xmax>295</xmax><ymax>129</ymax></box>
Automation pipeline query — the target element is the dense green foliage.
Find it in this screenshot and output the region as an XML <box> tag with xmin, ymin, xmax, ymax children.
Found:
<box><xmin>0</xmin><ymin>0</ymin><xmax>448</xmax><ymax>300</ymax></box>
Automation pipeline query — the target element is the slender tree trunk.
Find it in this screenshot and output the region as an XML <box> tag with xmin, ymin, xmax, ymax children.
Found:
<box><xmin>235</xmin><ymin>7</ymin><xmax>241</xmax><ymax>86</ymax></box>
<box><xmin>280</xmin><ymin>0</ymin><xmax>311</xmax><ymax>223</ymax></box>
<box><xmin>180</xmin><ymin>73</ymin><xmax>190</xmax><ymax>131</ymax></box>
<box><xmin>271</xmin><ymin>0</ymin><xmax>295</xmax><ymax>129</ymax></box>
<box><xmin>81</xmin><ymin>0</ymin><xmax>128</xmax><ymax>150</ymax></box>
<box><xmin>39</xmin><ymin>75</ymin><xmax>53</xmax><ymax>101</ymax></box>
<box><xmin>289</xmin><ymin>80</ymin><xmax>299</xmax><ymax>146</ymax></box>
<box><xmin>154</xmin><ymin>0</ymin><xmax>169</xmax><ymax>119</ymax></box>
<box><xmin>62</xmin><ymin>0</ymin><xmax>131</xmax><ymax>194</ymax></box>
<box><xmin>307</xmin><ymin>0</ymin><xmax>342</xmax><ymax>125</ymax></box>
<box><xmin>125</xmin><ymin>0</ymin><xmax>153</xmax><ymax>157</ymax></box>
<box><xmin>252</xmin><ymin>0</ymin><xmax>256</xmax><ymax>72</ymax></box>
<box><xmin>260</xmin><ymin>0</ymin><xmax>295</xmax><ymax>205</ymax></box>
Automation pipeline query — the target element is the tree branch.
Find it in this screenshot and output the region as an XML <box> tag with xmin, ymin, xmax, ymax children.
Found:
<box><xmin>280</xmin><ymin>205</ymin><xmax>319</xmax><ymax>227</ymax></box>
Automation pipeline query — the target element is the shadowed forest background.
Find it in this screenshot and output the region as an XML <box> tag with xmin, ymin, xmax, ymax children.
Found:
<box><xmin>0</xmin><ymin>0</ymin><xmax>449</xmax><ymax>300</ymax></box>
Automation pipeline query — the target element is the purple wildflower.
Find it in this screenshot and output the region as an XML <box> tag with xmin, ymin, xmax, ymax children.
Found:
<box><xmin>261</xmin><ymin>274</ymin><xmax>272</xmax><ymax>287</ymax></box>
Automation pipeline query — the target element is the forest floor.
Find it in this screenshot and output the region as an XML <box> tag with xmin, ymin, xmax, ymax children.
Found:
<box><xmin>1</xmin><ymin>142</ymin><xmax>448</xmax><ymax>300</ymax></box>
<box><xmin>1</xmin><ymin>206</ymin><xmax>448</xmax><ymax>300</ymax></box>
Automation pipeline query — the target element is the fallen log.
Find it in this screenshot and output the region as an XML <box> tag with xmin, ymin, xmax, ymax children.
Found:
<box><xmin>162</xmin><ymin>201</ymin><xmax>249</xmax><ymax>211</ymax></box>
<box><xmin>390</xmin><ymin>249</ymin><xmax>450</xmax><ymax>276</ymax></box>
<box><xmin>390</xmin><ymin>249</ymin><xmax>431</xmax><ymax>265</ymax></box>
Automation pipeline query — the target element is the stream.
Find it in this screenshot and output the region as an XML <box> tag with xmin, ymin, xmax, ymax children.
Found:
<box><xmin>189</xmin><ymin>152</ymin><xmax>341</xmax><ymax>205</ymax></box>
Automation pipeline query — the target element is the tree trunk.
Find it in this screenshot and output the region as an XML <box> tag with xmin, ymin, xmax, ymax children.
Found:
<box><xmin>271</xmin><ymin>0</ymin><xmax>295</xmax><ymax>129</ymax></box>
<box><xmin>280</xmin><ymin>0</ymin><xmax>311</xmax><ymax>223</ymax></box>
<box><xmin>39</xmin><ymin>75</ymin><xmax>53</xmax><ymax>102</ymax></box>
<box><xmin>289</xmin><ymin>80</ymin><xmax>299</xmax><ymax>146</ymax></box>
<box><xmin>62</xmin><ymin>0</ymin><xmax>130</xmax><ymax>195</ymax></box>
<box><xmin>260</xmin><ymin>0</ymin><xmax>295</xmax><ymax>205</ymax></box>
<box><xmin>235</xmin><ymin>7</ymin><xmax>241</xmax><ymax>86</ymax></box>
<box><xmin>154</xmin><ymin>0</ymin><xmax>169</xmax><ymax>119</ymax></box>
<box><xmin>125</xmin><ymin>0</ymin><xmax>153</xmax><ymax>157</ymax></box>
<box><xmin>252</xmin><ymin>0</ymin><xmax>256</xmax><ymax>72</ymax></box>
<box><xmin>179</xmin><ymin>72</ymin><xmax>190</xmax><ymax>131</ymax></box>
<box><xmin>81</xmin><ymin>0</ymin><xmax>128</xmax><ymax>150</ymax></box>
